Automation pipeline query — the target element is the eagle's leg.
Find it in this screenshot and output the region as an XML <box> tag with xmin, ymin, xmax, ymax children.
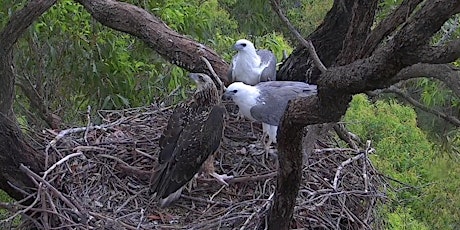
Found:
<box><xmin>202</xmin><ymin>154</ymin><xmax>233</xmax><ymax>186</ymax></box>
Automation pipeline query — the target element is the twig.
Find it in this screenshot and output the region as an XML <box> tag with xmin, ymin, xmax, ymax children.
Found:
<box><xmin>88</xmin><ymin>211</ymin><xmax>138</xmax><ymax>230</ymax></box>
<box><xmin>180</xmin><ymin>195</ymin><xmax>230</xmax><ymax>206</ymax></box>
<box><xmin>201</xmin><ymin>56</ymin><xmax>225</xmax><ymax>92</ymax></box>
<box><xmin>363</xmin><ymin>140</ymin><xmax>374</xmax><ymax>192</ymax></box>
<box><xmin>370</xmin><ymin>85</ymin><xmax>460</xmax><ymax>127</ymax></box>
<box><xmin>0</xmin><ymin>188</ymin><xmax>41</xmax><ymax>224</ymax></box>
<box><xmin>198</xmin><ymin>172</ymin><xmax>277</xmax><ymax>184</ymax></box>
<box><xmin>42</xmin><ymin>152</ymin><xmax>83</xmax><ymax>179</ymax></box>
<box><xmin>333</xmin><ymin>123</ymin><xmax>362</xmax><ymax>149</ymax></box>
<box><xmin>45</xmin><ymin>125</ymin><xmax>110</xmax><ymax>155</ymax></box>
<box><xmin>333</xmin><ymin>153</ymin><xmax>365</xmax><ymax>190</ymax></box>
<box><xmin>240</xmin><ymin>192</ymin><xmax>274</xmax><ymax>230</ymax></box>
<box><xmin>136</xmin><ymin>208</ymin><xmax>145</xmax><ymax>230</ymax></box>
<box><xmin>270</xmin><ymin>0</ymin><xmax>327</xmax><ymax>73</ymax></box>
<box><xmin>314</xmin><ymin>148</ymin><xmax>359</xmax><ymax>154</ymax></box>
<box><xmin>134</xmin><ymin>148</ymin><xmax>156</xmax><ymax>160</ymax></box>
<box><xmin>209</xmin><ymin>185</ymin><xmax>226</xmax><ymax>201</ymax></box>
<box><xmin>19</xmin><ymin>164</ymin><xmax>84</xmax><ymax>217</ymax></box>
<box><xmin>84</xmin><ymin>105</ymin><xmax>92</xmax><ymax>145</ymax></box>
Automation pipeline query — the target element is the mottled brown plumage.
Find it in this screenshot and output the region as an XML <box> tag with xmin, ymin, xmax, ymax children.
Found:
<box><xmin>150</xmin><ymin>73</ymin><xmax>225</xmax><ymax>207</ymax></box>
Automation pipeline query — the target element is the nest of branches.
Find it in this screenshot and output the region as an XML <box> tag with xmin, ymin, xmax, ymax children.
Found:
<box><xmin>0</xmin><ymin>104</ymin><xmax>386</xmax><ymax>229</ymax></box>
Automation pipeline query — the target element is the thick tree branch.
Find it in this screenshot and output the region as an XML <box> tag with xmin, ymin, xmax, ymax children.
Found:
<box><xmin>319</xmin><ymin>0</ymin><xmax>460</xmax><ymax>94</ymax></box>
<box><xmin>0</xmin><ymin>0</ymin><xmax>57</xmax><ymax>116</ymax></box>
<box><xmin>361</xmin><ymin>0</ymin><xmax>424</xmax><ymax>57</ymax></box>
<box><xmin>0</xmin><ymin>0</ymin><xmax>55</xmax><ymax>201</ymax></box>
<box><xmin>411</xmin><ymin>39</ymin><xmax>460</xmax><ymax>64</ymax></box>
<box><xmin>267</xmin><ymin>123</ymin><xmax>304</xmax><ymax>230</ymax></box>
<box><xmin>337</xmin><ymin>0</ymin><xmax>378</xmax><ymax>64</ymax></box>
<box><xmin>394</xmin><ymin>63</ymin><xmax>460</xmax><ymax>98</ymax></box>
<box><xmin>75</xmin><ymin>0</ymin><xmax>230</xmax><ymax>84</ymax></box>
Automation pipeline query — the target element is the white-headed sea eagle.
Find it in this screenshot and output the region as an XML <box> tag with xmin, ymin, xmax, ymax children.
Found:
<box><xmin>222</xmin><ymin>81</ymin><xmax>317</xmax><ymax>148</ymax></box>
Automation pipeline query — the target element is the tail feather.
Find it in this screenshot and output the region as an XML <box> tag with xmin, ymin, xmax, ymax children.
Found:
<box><xmin>158</xmin><ymin>187</ymin><xmax>184</xmax><ymax>208</ymax></box>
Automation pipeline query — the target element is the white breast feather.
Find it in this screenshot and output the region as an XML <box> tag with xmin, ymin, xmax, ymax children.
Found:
<box><xmin>233</xmin><ymin>52</ymin><xmax>265</xmax><ymax>85</ymax></box>
<box><xmin>232</xmin><ymin>86</ymin><xmax>260</xmax><ymax>121</ymax></box>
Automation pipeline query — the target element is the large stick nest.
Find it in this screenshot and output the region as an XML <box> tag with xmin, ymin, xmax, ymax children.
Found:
<box><xmin>1</xmin><ymin>104</ymin><xmax>386</xmax><ymax>229</ymax></box>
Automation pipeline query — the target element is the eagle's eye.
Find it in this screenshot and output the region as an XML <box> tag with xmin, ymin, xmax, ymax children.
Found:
<box><xmin>241</xmin><ymin>43</ymin><xmax>247</xmax><ymax>47</ymax></box>
<box><xmin>232</xmin><ymin>90</ymin><xmax>238</xmax><ymax>93</ymax></box>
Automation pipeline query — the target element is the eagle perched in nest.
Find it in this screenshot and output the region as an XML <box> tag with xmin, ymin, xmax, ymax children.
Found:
<box><xmin>150</xmin><ymin>73</ymin><xmax>229</xmax><ymax>207</ymax></box>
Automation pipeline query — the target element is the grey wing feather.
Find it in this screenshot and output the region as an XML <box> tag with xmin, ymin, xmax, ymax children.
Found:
<box><xmin>150</xmin><ymin>105</ymin><xmax>225</xmax><ymax>205</ymax></box>
<box><xmin>257</xmin><ymin>50</ymin><xmax>277</xmax><ymax>82</ymax></box>
<box><xmin>250</xmin><ymin>82</ymin><xmax>317</xmax><ymax>125</ymax></box>
<box><xmin>227</xmin><ymin>55</ymin><xmax>239</xmax><ymax>83</ymax></box>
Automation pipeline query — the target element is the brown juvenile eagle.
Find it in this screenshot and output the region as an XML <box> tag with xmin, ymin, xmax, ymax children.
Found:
<box><xmin>150</xmin><ymin>73</ymin><xmax>230</xmax><ymax>207</ymax></box>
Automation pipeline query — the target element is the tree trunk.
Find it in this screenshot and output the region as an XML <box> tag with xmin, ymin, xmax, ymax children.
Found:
<box><xmin>0</xmin><ymin>0</ymin><xmax>56</xmax><ymax>201</ymax></box>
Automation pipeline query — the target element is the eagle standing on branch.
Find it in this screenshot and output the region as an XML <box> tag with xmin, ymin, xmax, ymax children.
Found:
<box><xmin>150</xmin><ymin>73</ymin><xmax>230</xmax><ymax>207</ymax></box>
<box><xmin>227</xmin><ymin>39</ymin><xmax>277</xmax><ymax>85</ymax></box>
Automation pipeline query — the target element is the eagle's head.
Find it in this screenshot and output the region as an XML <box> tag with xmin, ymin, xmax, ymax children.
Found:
<box><xmin>189</xmin><ymin>73</ymin><xmax>219</xmax><ymax>104</ymax></box>
<box><xmin>233</xmin><ymin>39</ymin><xmax>256</xmax><ymax>53</ymax></box>
<box><xmin>222</xmin><ymin>81</ymin><xmax>259</xmax><ymax>105</ymax></box>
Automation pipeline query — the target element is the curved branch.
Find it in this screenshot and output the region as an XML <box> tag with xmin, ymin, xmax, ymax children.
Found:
<box><xmin>0</xmin><ymin>0</ymin><xmax>54</xmax><ymax>201</ymax></box>
<box><xmin>394</xmin><ymin>63</ymin><xmax>460</xmax><ymax>98</ymax></box>
<box><xmin>270</xmin><ymin>0</ymin><xmax>327</xmax><ymax>73</ymax></box>
<box><xmin>377</xmin><ymin>86</ymin><xmax>460</xmax><ymax>127</ymax></box>
<box><xmin>0</xmin><ymin>0</ymin><xmax>57</xmax><ymax>115</ymax></box>
<box><xmin>411</xmin><ymin>39</ymin><xmax>460</xmax><ymax>64</ymax></box>
<box><xmin>75</xmin><ymin>0</ymin><xmax>230</xmax><ymax>84</ymax></box>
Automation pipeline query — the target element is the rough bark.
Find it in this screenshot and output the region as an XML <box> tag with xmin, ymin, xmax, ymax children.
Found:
<box><xmin>0</xmin><ymin>0</ymin><xmax>55</xmax><ymax>200</ymax></box>
<box><xmin>276</xmin><ymin>0</ymin><xmax>355</xmax><ymax>83</ymax></box>
<box><xmin>75</xmin><ymin>0</ymin><xmax>230</xmax><ymax>85</ymax></box>
<box><xmin>0</xmin><ymin>114</ymin><xmax>44</xmax><ymax>201</ymax></box>
<box><xmin>266</xmin><ymin>122</ymin><xmax>303</xmax><ymax>230</ymax></box>
<box><xmin>270</xmin><ymin>0</ymin><xmax>460</xmax><ymax>228</ymax></box>
<box><xmin>0</xmin><ymin>0</ymin><xmax>459</xmax><ymax>229</ymax></box>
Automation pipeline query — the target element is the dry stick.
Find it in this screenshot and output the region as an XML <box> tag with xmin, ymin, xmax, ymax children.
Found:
<box><xmin>314</xmin><ymin>148</ymin><xmax>359</xmax><ymax>154</ymax></box>
<box><xmin>332</xmin><ymin>153</ymin><xmax>365</xmax><ymax>191</ymax></box>
<box><xmin>42</xmin><ymin>152</ymin><xmax>83</xmax><ymax>179</ymax></box>
<box><xmin>84</xmin><ymin>105</ymin><xmax>92</xmax><ymax>145</ymax></box>
<box><xmin>384</xmin><ymin>86</ymin><xmax>460</xmax><ymax>127</ymax></box>
<box><xmin>270</xmin><ymin>0</ymin><xmax>327</xmax><ymax>73</ymax></box>
<box><xmin>180</xmin><ymin>195</ymin><xmax>229</xmax><ymax>206</ymax></box>
<box><xmin>201</xmin><ymin>56</ymin><xmax>225</xmax><ymax>91</ymax></box>
<box><xmin>240</xmin><ymin>192</ymin><xmax>275</xmax><ymax>230</ymax></box>
<box><xmin>0</xmin><ymin>187</ymin><xmax>41</xmax><ymax>224</ymax></box>
<box><xmin>362</xmin><ymin>140</ymin><xmax>375</xmax><ymax>193</ymax></box>
<box><xmin>88</xmin><ymin>211</ymin><xmax>138</xmax><ymax>230</ymax></box>
<box><xmin>19</xmin><ymin>164</ymin><xmax>84</xmax><ymax>218</ymax></box>
<box><xmin>44</xmin><ymin>116</ymin><xmax>126</xmax><ymax>156</ymax></box>
<box><xmin>136</xmin><ymin>208</ymin><xmax>145</xmax><ymax>230</ymax></box>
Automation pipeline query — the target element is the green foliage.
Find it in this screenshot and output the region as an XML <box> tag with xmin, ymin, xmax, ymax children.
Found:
<box><xmin>219</xmin><ymin>0</ymin><xmax>333</xmax><ymax>38</ymax></box>
<box><xmin>285</xmin><ymin>0</ymin><xmax>333</xmax><ymax>36</ymax></box>
<box><xmin>11</xmin><ymin>0</ymin><xmax>195</xmax><ymax>125</ymax></box>
<box><xmin>0</xmin><ymin>190</ymin><xmax>18</xmax><ymax>223</ymax></box>
<box><xmin>344</xmin><ymin>94</ymin><xmax>460</xmax><ymax>229</ymax></box>
<box><xmin>4</xmin><ymin>0</ymin><xmax>295</xmax><ymax>127</ymax></box>
<box><xmin>385</xmin><ymin>206</ymin><xmax>429</xmax><ymax>230</ymax></box>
